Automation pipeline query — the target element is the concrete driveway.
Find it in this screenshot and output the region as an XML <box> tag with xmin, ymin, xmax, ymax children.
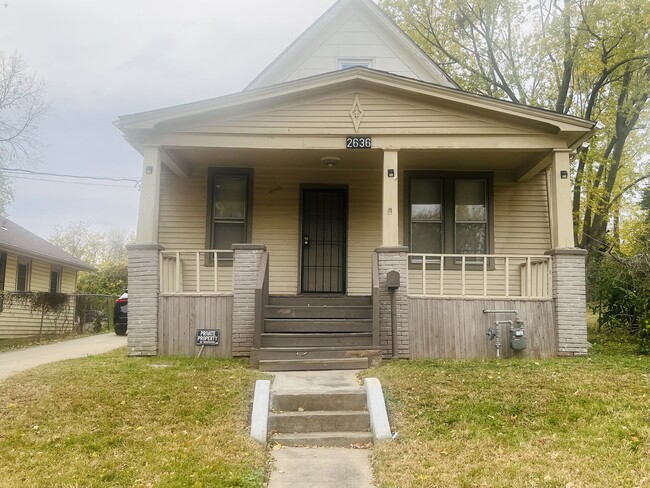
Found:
<box><xmin>0</xmin><ymin>334</ymin><xmax>127</xmax><ymax>381</ymax></box>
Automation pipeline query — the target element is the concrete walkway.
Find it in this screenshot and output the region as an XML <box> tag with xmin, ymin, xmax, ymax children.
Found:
<box><xmin>267</xmin><ymin>370</ymin><xmax>377</xmax><ymax>488</ymax></box>
<box><xmin>0</xmin><ymin>333</ymin><xmax>127</xmax><ymax>381</ymax></box>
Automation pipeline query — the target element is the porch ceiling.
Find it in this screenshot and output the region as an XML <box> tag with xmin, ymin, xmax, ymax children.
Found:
<box><xmin>165</xmin><ymin>147</ymin><xmax>549</xmax><ymax>173</ymax></box>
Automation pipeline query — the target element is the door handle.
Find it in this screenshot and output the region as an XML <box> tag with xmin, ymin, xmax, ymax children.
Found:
<box><xmin>303</xmin><ymin>235</ymin><xmax>309</xmax><ymax>247</ymax></box>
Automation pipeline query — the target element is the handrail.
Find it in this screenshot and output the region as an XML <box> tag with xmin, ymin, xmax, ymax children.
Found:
<box><xmin>407</xmin><ymin>253</ymin><xmax>552</xmax><ymax>298</ymax></box>
<box><xmin>253</xmin><ymin>252</ymin><xmax>269</xmax><ymax>350</ymax></box>
<box><xmin>371</xmin><ymin>253</ymin><xmax>380</xmax><ymax>348</ymax></box>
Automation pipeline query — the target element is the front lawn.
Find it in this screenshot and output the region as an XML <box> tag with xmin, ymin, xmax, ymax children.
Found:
<box><xmin>0</xmin><ymin>350</ymin><xmax>267</xmax><ymax>487</ymax></box>
<box><xmin>369</xmin><ymin>334</ymin><xmax>650</xmax><ymax>487</ymax></box>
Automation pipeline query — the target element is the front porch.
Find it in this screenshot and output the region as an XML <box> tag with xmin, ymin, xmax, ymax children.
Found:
<box><xmin>125</xmin><ymin>244</ymin><xmax>586</xmax><ymax>366</ymax></box>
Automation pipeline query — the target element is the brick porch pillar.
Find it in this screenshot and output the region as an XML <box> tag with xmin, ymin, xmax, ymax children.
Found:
<box><xmin>232</xmin><ymin>244</ymin><xmax>267</xmax><ymax>357</ymax></box>
<box><xmin>126</xmin><ymin>244</ymin><xmax>163</xmax><ymax>356</ymax></box>
<box><xmin>375</xmin><ymin>246</ymin><xmax>409</xmax><ymax>358</ymax></box>
<box><xmin>546</xmin><ymin>248</ymin><xmax>588</xmax><ymax>356</ymax></box>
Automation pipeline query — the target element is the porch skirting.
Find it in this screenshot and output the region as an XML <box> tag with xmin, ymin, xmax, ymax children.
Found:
<box><xmin>159</xmin><ymin>294</ymin><xmax>233</xmax><ymax>357</ymax></box>
<box><xmin>408</xmin><ymin>296</ymin><xmax>556</xmax><ymax>359</ymax></box>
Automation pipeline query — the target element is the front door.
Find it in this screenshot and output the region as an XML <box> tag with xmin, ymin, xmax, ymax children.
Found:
<box><xmin>301</xmin><ymin>188</ymin><xmax>347</xmax><ymax>293</ymax></box>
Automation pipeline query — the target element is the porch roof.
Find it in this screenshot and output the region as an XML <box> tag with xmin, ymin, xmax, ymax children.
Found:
<box><xmin>116</xmin><ymin>68</ymin><xmax>596</xmax><ymax>148</ymax></box>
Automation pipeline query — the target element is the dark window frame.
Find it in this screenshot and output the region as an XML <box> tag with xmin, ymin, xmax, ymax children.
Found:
<box><xmin>0</xmin><ymin>252</ymin><xmax>6</xmax><ymax>312</ymax></box>
<box><xmin>50</xmin><ymin>266</ymin><xmax>62</xmax><ymax>293</ymax></box>
<box><xmin>204</xmin><ymin>168</ymin><xmax>254</xmax><ymax>265</ymax></box>
<box><xmin>404</xmin><ymin>171</ymin><xmax>494</xmax><ymax>270</ymax></box>
<box><xmin>16</xmin><ymin>258</ymin><xmax>31</xmax><ymax>292</ymax></box>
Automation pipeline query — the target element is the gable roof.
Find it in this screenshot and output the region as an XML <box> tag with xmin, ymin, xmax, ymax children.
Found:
<box><xmin>246</xmin><ymin>0</ymin><xmax>458</xmax><ymax>90</ymax></box>
<box><xmin>117</xmin><ymin>68</ymin><xmax>596</xmax><ymax>151</ymax></box>
<box><xmin>0</xmin><ymin>217</ymin><xmax>95</xmax><ymax>272</ymax></box>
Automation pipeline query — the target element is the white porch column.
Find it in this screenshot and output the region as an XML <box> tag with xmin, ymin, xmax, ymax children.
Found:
<box><xmin>548</xmin><ymin>149</ymin><xmax>574</xmax><ymax>248</ymax></box>
<box><xmin>382</xmin><ymin>150</ymin><xmax>399</xmax><ymax>246</ymax></box>
<box><xmin>136</xmin><ymin>145</ymin><xmax>162</xmax><ymax>244</ymax></box>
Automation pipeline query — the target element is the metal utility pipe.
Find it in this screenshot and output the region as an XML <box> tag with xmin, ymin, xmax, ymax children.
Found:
<box><xmin>391</xmin><ymin>289</ymin><xmax>398</xmax><ymax>358</ymax></box>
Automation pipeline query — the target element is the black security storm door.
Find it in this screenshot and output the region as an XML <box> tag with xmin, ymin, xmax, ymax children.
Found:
<box><xmin>301</xmin><ymin>188</ymin><xmax>347</xmax><ymax>293</ymax></box>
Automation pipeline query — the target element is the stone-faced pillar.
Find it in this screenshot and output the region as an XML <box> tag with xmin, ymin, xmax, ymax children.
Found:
<box><xmin>126</xmin><ymin>244</ymin><xmax>163</xmax><ymax>356</ymax></box>
<box><xmin>546</xmin><ymin>248</ymin><xmax>588</xmax><ymax>356</ymax></box>
<box><xmin>232</xmin><ymin>244</ymin><xmax>267</xmax><ymax>356</ymax></box>
<box><xmin>375</xmin><ymin>246</ymin><xmax>409</xmax><ymax>358</ymax></box>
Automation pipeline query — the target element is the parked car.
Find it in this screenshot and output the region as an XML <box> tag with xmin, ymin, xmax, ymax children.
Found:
<box><xmin>113</xmin><ymin>291</ymin><xmax>128</xmax><ymax>336</ymax></box>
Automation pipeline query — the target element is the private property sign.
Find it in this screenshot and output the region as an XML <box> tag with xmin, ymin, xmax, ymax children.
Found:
<box><xmin>195</xmin><ymin>329</ymin><xmax>220</xmax><ymax>346</ymax></box>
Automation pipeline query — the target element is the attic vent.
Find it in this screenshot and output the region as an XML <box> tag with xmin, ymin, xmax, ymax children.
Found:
<box><xmin>349</xmin><ymin>95</ymin><xmax>365</xmax><ymax>133</ymax></box>
<box><xmin>339</xmin><ymin>58</ymin><xmax>373</xmax><ymax>69</ymax></box>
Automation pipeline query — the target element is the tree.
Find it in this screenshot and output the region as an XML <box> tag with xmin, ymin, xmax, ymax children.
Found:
<box><xmin>0</xmin><ymin>50</ymin><xmax>48</xmax><ymax>215</ymax></box>
<box><xmin>49</xmin><ymin>221</ymin><xmax>133</xmax><ymax>267</ymax></box>
<box><xmin>49</xmin><ymin>221</ymin><xmax>134</xmax><ymax>296</ymax></box>
<box><xmin>379</xmin><ymin>0</ymin><xmax>650</xmax><ymax>252</ymax></box>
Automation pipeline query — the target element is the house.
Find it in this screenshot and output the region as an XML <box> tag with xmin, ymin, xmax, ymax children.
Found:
<box><xmin>0</xmin><ymin>217</ymin><xmax>95</xmax><ymax>338</ymax></box>
<box><xmin>116</xmin><ymin>0</ymin><xmax>596</xmax><ymax>366</ymax></box>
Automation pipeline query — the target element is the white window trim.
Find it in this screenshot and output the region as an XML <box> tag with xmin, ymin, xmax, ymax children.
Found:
<box><xmin>50</xmin><ymin>266</ymin><xmax>62</xmax><ymax>293</ymax></box>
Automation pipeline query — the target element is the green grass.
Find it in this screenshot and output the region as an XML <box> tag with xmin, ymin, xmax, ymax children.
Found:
<box><xmin>367</xmin><ymin>334</ymin><xmax>650</xmax><ymax>488</ymax></box>
<box><xmin>0</xmin><ymin>350</ymin><xmax>267</xmax><ymax>487</ymax></box>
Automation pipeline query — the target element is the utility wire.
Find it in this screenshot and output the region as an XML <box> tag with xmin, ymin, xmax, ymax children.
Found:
<box><xmin>0</xmin><ymin>167</ymin><xmax>141</xmax><ymax>189</ymax></box>
<box><xmin>11</xmin><ymin>176</ymin><xmax>138</xmax><ymax>188</ymax></box>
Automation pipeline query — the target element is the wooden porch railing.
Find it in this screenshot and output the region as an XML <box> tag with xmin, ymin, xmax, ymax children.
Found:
<box><xmin>253</xmin><ymin>252</ymin><xmax>269</xmax><ymax>350</ymax></box>
<box><xmin>159</xmin><ymin>250</ymin><xmax>234</xmax><ymax>294</ymax></box>
<box><xmin>406</xmin><ymin>253</ymin><xmax>553</xmax><ymax>298</ymax></box>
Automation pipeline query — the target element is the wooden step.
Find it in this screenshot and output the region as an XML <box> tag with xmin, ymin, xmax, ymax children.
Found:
<box><xmin>264</xmin><ymin>305</ymin><xmax>372</xmax><ymax>319</ymax></box>
<box><xmin>269</xmin><ymin>295</ymin><xmax>371</xmax><ymax>307</ymax></box>
<box><xmin>250</xmin><ymin>347</ymin><xmax>382</xmax><ymax>368</ymax></box>
<box><xmin>264</xmin><ymin>319</ymin><xmax>372</xmax><ymax>333</ymax></box>
<box><xmin>272</xmin><ymin>431</ymin><xmax>373</xmax><ymax>448</ymax></box>
<box><xmin>260</xmin><ymin>333</ymin><xmax>373</xmax><ymax>348</ymax></box>
<box><xmin>259</xmin><ymin>357</ymin><xmax>369</xmax><ymax>372</ymax></box>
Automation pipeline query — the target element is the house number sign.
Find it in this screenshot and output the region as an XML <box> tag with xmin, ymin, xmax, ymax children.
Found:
<box><xmin>195</xmin><ymin>329</ymin><xmax>220</xmax><ymax>346</ymax></box>
<box><xmin>346</xmin><ymin>136</ymin><xmax>372</xmax><ymax>149</ymax></box>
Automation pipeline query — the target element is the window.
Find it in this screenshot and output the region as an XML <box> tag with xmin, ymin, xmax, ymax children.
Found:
<box><xmin>338</xmin><ymin>58</ymin><xmax>373</xmax><ymax>69</ymax></box>
<box><xmin>406</xmin><ymin>172</ymin><xmax>492</xmax><ymax>265</ymax></box>
<box><xmin>206</xmin><ymin>168</ymin><xmax>253</xmax><ymax>255</ymax></box>
<box><xmin>16</xmin><ymin>258</ymin><xmax>31</xmax><ymax>292</ymax></box>
<box><xmin>50</xmin><ymin>266</ymin><xmax>62</xmax><ymax>293</ymax></box>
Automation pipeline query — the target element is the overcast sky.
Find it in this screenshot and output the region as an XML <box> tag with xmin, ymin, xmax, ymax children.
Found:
<box><xmin>0</xmin><ymin>0</ymin><xmax>337</xmax><ymax>240</ymax></box>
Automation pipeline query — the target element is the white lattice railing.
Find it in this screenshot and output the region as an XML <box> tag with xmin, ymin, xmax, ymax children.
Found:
<box><xmin>407</xmin><ymin>254</ymin><xmax>552</xmax><ymax>298</ymax></box>
<box><xmin>159</xmin><ymin>250</ymin><xmax>234</xmax><ymax>294</ymax></box>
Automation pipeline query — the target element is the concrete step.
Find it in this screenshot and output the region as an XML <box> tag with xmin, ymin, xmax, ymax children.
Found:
<box><xmin>260</xmin><ymin>357</ymin><xmax>368</xmax><ymax>372</ymax></box>
<box><xmin>264</xmin><ymin>305</ymin><xmax>372</xmax><ymax>320</ymax></box>
<box><xmin>264</xmin><ymin>319</ymin><xmax>372</xmax><ymax>333</ymax></box>
<box><xmin>271</xmin><ymin>391</ymin><xmax>367</xmax><ymax>411</ymax></box>
<box><xmin>272</xmin><ymin>431</ymin><xmax>373</xmax><ymax>448</ymax></box>
<box><xmin>260</xmin><ymin>333</ymin><xmax>373</xmax><ymax>348</ymax></box>
<box><xmin>269</xmin><ymin>410</ymin><xmax>370</xmax><ymax>433</ymax></box>
<box><xmin>269</xmin><ymin>295</ymin><xmax>371</xmax><ymax>307</ymax></box>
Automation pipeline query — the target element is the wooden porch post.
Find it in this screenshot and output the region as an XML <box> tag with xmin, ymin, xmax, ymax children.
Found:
<box><xmin>136</xmin><ymin>145</ymin><xmax>162</xmax><ymax>244</ymax></box>
<box><xmin>548</xmin><ymin>149</ymin><xmax>575</xmax><ymax>248</ymax></box>
<box><xmin>382</xmin><ymin>150</ymin><xmax>399</xmax><ymax>246</ymax></box>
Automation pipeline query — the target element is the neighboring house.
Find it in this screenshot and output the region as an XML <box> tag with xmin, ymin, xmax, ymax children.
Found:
<box><xmin>116</xmin><ymin>0</ymin><xmax>596</xmax><ymax>364</ymax></box>
<box><xmin>0</xmin><ymin>217</ymin><xmax>95</xmax><ymax>338</ymax></box>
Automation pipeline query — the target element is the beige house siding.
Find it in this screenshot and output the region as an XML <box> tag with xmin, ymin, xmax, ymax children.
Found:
<box><xmin>188</xmin><ymin>89</ymin><xmax>534</xmax><ymax>136</ymax></box>
<box><xmin>157</xmin><ymin>163</ymin><xmax>550</xmax><ymax>297</ymax></box>
<box><xmin>158</xmin><ymin>163</ymin><xmax>382</xmax><ymax>295</ymax></box>
<box><xmin>0</xmin><ymin>252</ymin><xmax>78</xmax><ymax>339</ymax></box>
<box><xmin>284</xmin><ymin>14</ymin><xmax>422</xmax><ymax>82</ymax></box>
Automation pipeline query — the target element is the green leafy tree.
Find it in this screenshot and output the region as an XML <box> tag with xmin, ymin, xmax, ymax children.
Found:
<box><xmin>379</xmin><ymin>0</ymin><xmax>650</xmax><ymax>252</ymax></box>
<box><xmin>49</xmin><ymin>221</ymin><xmax>134</xmax><ymax>296</ymax></box>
